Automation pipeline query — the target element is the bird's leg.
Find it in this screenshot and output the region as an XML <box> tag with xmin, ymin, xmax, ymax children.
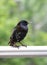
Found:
<box><xmin>14</xmin><ymin>45</ymin><xmax>19</xmax><ymax>48</ymax></box>
<box><xmin>13</xmin><ymin>42</ymin><xmax>19</xmax><ymax>48</ymax></box>
<box><xmin>19</xmin><ymin>42</ymin><xmax>27</xmax><ymax>47</ymax></box>
<box><xmin>13</xmin><ymin>45</ymin><xmax>19</xmax><ymax>48</ymax></box>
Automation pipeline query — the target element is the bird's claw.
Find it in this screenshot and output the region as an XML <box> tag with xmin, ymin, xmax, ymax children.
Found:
<box><xmin>12</xmin><ymin>45</ymin><xmax>20</xmax><ymax>48</ymax></box>
<box><xmin>22</xmin><ymin>44</ymin><xmax>27</xmax><ymax>47</ymax></box>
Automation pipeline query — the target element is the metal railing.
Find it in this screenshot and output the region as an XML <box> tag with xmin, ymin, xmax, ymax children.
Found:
<box><xmin>0</xmin><ymin>46</ymin><xmax>47</xmax><ymax>58</ymax></box>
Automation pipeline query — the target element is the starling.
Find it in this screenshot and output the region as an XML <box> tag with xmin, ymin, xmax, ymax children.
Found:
<box><xmin>8</xmin><ymin>20</ymin><xmax>28</xmax><ymax>47</ymax></box>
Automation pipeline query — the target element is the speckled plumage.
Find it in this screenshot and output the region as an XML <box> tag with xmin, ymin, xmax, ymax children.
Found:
<box><xmin>8</xmin><ymin>20</ymin><xmax>28</xmax><ymax>47</ymax></box>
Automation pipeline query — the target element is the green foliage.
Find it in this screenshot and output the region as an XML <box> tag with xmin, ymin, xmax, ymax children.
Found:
<box><xmin>0</xmin><ymin>0</ymin><xmax>47</xmax><ymax>65</ymax></box>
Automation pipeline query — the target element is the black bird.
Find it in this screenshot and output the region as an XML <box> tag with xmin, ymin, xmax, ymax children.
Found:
<box><xmin>8</xmin><ymin>20</ymin><xmax>28</xmax><ymax>47</ymax></box>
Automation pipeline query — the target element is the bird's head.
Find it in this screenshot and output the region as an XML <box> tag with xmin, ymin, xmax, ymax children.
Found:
<box><xmin>17</xmin><ymin>20</ymin><xmax>28</xmax><ymax>30</ymax></box>
<box><xmin>19</xmin><ymin>20</ymin><xmax>28</xmax><ymax>26</ymax></box>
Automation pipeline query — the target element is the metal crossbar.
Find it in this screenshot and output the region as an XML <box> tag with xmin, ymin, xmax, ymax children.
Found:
<box><xmin>0</xmin><ymin>46</ymin><xmax>47</xmax><ymax>58</ymax></box>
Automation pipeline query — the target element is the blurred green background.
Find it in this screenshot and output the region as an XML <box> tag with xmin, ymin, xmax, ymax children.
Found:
<box><xmin>0</xmin><ymin>0</ymin><xmax>47</xmax><ymax>65</ymax></box>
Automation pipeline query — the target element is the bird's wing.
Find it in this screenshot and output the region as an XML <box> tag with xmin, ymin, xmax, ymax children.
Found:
<box><xmin>9</xmin><ymin>25</ymin><xmax>20</xmax><ymax>39</ymax></box>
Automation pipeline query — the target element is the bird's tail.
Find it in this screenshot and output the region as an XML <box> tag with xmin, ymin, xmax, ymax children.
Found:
<box><xmin>8</xmin><ymin>40</ymin><xmax>14</xmax><ymax>46</ymax></box>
